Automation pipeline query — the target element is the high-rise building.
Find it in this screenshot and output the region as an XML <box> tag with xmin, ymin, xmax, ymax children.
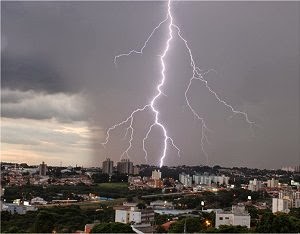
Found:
<box><xmin>117</xmin><ymin>159</ymin><xmax>133</xmax><ymax>174</ymax></box>
<box><xmin>133</xmin><ymin>166</ymin><xmax>140</xmax><ymax>175</ymax></box>
<box><xmin>193</xmin><ymin>174</ymin><xmax>229</xmax><ymax>186</ymax></box>
<box><xmin>179</xmin><ymin>173</ymin><xmax>192</xmax><ymax>187</ymax></box>
<box><xmin>151</xmin><ymin>170</ymin><xmax>161</xmax><ymax>180</ymax></box>
<box><xmin>102</xmin><ymin>158</ymin><xmax>114</xmax><ymax>175</ymax></box>
<box><xmin>39</xmin><ymin>162</ymin><xmax>47</xmax><ymax>176</ymax></box>
<box><xmin>248</xmin><ymin>179</ymin><xmax>263</xmax><ymax>191</ymax></box>
<box><xmin>267</xmin><ymin>178</ymin><xmax>279</xmax><ymax>188</ymax></box>
<box><xmin>272</xmin><ymin>190</ymin><xmax>300</xmax><ymax>213</ymax></box>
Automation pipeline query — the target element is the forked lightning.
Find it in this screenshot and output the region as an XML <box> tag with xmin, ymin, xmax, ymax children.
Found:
<box><xmin>102</xmin><ymin>0</ymin><xmax>255</xmax><ymax>167</ymax></box>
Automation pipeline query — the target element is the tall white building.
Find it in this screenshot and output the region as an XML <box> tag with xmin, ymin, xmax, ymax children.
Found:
<box><xmin>272</xmin><ymin>190</ymin><xmax>300</xmax><ymax>213</ymax></box>
<box><xmin>179</xmin><ymin>173</ymin><xmax>192</xmax><ymax>187</ymax></box>
<box><xmin>151</xmin><ymin>170</ymin><xmax>161</xmax><ymax>180</ymax></box>
<box><xmin>248</xmin><ymin>179</ymin><xmax>263</xmax><ymax>191</ymax></box>
<box><xmin>267</xmin><ymin>178</ymin><xmax>279</xmax><ymax>188</ymax></box>
<box><xmin>193</xmin><ymin>174</ymin><xmax>229</xmax><ymax>186</ymax></box>
<box><xmin>102</xmin><ymin>158</ymin><xmax>114</xmax><ymax>175</ymax></box>
<box><xmin>215</xmin><ymin>204</ymin><xmax>250</xmax><ymax>229</ymax></box>
<box><xmin>193</xmin><ymin>174</ymin><xmax>212</xmax><ymax>186</ymax></box>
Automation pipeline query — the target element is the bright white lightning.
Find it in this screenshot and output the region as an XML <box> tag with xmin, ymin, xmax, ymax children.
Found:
<box><xmin>102</xmin><ymin>0</ymin><xmax>255</xmax><ymax>167</ymax></box>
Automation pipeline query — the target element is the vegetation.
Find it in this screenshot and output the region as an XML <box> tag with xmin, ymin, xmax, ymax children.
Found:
<box><xmin>1</xmin><ymin>205</ymin><xmax>114</xmax><ymax>233</ymax></box>
<box><xmin>3</xmin><ymin>183</ymin><xmax>131</xmax><ymax>202</ymax></box>
<box><xmin>91</xmin><ymin>222</ymin><xmax>134</xmax><ymax>233</ymax></box>
<box><xmin>255</xmin><ymin>210</ymin><xmax>300</xmax><ymax>233</ymax></box>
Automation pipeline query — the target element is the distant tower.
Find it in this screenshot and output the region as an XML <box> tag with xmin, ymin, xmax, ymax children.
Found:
<box><xmin>102</xmin><ymin>158</ymin><xmax>114</xmax><ymax>175</ymax></box>
<box><xmin>117</xmin><ymin>159</ymin><xmax>133</xmax><ymax>174</ymax></box>
<box><xmin>39</xmin><ymin>161</ymin><xmax>48</xmax><ymax>176</ymax></box>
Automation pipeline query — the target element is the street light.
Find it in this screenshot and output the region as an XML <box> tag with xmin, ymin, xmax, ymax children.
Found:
<box><xmin>205</xmin><ymin>220</ymin><xmax>211</xmax><ymax>227</ymax></box>
<box><xmin>201</xmin><ymin>201</ymin><xmax>205</xmax><ymax>211</ymax></box>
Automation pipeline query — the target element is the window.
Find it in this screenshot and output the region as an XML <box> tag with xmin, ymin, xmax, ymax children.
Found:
<box><xmin>219</xmin><ymin>217</ymin><xmax>223</xmax><ymax>220</ymax></box>
<box><xmin>225</xmin><ymin>217</ymin><xmax>229</xmax><ymax>220</ymax></box>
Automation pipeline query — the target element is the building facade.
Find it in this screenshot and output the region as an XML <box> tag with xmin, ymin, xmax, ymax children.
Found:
<box><xmin>215</xmin><ymin>205</ymin><xmax>250</xmax><ymax>229</ymax></box>
<box><xmin>114</xmin><ymin>203</ymin><xmax>154</xmax><ymax>225</ymax></box>
<box><xmin>193</xmin><ymin>174</ymin><xmax>229</xmax><ymax>186</ymax></box>
<box><xmin>39</xmin><ymin>161</ymin><xmax>47</xmax><ymax>176</ymax></box>
<box><xmin>102</xmin><ymin>158</ymin><xmax>114</xmax><ymax>175</ymax></box>
<box><xmin>272</xmin><ymin>190</ymin><xmax>300</xmax><ymax>213</ymax></box>
<box><xmin>179</xmin><ymin>173</ymin><xmax>192</xmax><ymax>187</ymax></box>
<box><xmin>248</xmin><ymin>179</ymin><xmax>263</xmax><ymax>191</ymax></box>
<box><xmin>117</xmin><ymin>159</ymin><xmax>133</xmax><ymax>174</ymax></box>
<box><xmin>151</xmin><ymin>170</ymin><xmax>161</xmax><ymax>180</ymax></box>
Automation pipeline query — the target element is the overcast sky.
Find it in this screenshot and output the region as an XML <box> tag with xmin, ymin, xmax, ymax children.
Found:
<box><xmin>1</xmin><ymin>1</ymin><xmax>299</xmax><ymax>169</ymax></box>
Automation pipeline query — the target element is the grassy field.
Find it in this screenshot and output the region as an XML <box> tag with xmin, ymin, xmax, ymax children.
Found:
<box><xmin>96</xmin><ymin>182</ymin><xmax>128</xmax><ymax>190</ymax></box>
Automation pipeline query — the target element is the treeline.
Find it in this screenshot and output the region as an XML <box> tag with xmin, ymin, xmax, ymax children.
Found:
<box><xmin>1</xmin><ymin>205</ymin><xmax>114</xmax><ymax>233</ymax></box>
<box><xmin>3</xmin><ymin>183</ymin><xmax>162</xmax><ymax>202</ymax></box>
<box><xmin>3</xmin><ymin>183</ymin><xmax>131</xmax><ymax>202</ymax></box>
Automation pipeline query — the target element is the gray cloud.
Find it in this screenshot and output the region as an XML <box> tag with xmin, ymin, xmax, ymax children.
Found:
<box><xmin>1</xmin><ymin>89</ymin><xmax>87</xmax><ymax>122</ymax></box>
<box><xmin>1</xmin><ymin>56</ymin><xmax>72</xmax><ymax>93</ymax></box>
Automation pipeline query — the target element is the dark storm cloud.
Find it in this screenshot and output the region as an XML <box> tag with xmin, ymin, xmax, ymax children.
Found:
<box><xmin>1</xmin><ymin>56</ymin><xmax>70</xmax><ymax>93</ymax></box>
<box><xmin>2</xmin><ymin>1</ymin><xmax>299</xmax><ymax>168</ymax></box>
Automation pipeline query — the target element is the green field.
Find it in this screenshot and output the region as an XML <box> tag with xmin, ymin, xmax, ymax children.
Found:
<box><xmin>96</xmin><ymin>182</ymin><xmax>128</xmax><ymax>190</ymax></box>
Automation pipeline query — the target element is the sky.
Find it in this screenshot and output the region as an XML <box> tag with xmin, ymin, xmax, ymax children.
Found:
<box><xmin>1</xmin><ymin>1</ymin><xmax>299</xmax><ymax>169</ymax></box>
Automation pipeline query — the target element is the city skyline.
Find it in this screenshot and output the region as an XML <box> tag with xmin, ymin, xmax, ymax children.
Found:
<box><xmin>1</xmin><ymin>1</ymin><xmax>299</xmax><ymax>168</ymax></box>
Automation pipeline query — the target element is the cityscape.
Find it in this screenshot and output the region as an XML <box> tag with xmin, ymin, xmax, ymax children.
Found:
<box><xmin>1</xmin><ymin>0</ymin><xmax>299</xmax><ymax>233</ymax></box>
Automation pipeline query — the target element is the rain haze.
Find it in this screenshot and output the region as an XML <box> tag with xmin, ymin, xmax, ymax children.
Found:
<box><xmin>1</xmin><ymin>1</ymin><xmax>299</xmax><ymax>169</ymax></box>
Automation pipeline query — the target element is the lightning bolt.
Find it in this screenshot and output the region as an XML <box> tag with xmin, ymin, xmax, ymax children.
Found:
<box><xmin>102</xmin><ymin>0</ymin><xmax>255</xmax><ymax>167</ymax></box>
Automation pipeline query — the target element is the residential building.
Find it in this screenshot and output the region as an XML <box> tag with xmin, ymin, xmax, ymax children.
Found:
<box><xmin>215</xmin><ymin>204</ymin><xmax>250</xmax><ymax>229</ymax></box>
<box><xmin>193</xmin><ymin>173</ymin><xmax>229</xmax><ymax>186</ymax></box>
<box><xmin>248</xmin><ymin>179</ymin><xmax>263</xmax><ymax>191</ymax></box>
<box><xmin>272</xmin><ymin>198</ymin><xmax>290</xmax><ymax>213</ymax></box>
<box><xmin>267</xmin><ymin>178</ymin><xmax>279</xmax><ymax>188</ymax></box>
<box><xmin>102</xmin><ymin>158</ymin><xmax>114</xmax><ymax>175</ymax></box>
<box><xmin>31</xmin><ymin>197</ymin><xmax>47</xmax><ymax>205</ymax></box>
<box><xmin>114</xmin><ymin>203</ymin><xmax>154</xmax><ymax>225</ymax></box>
<box><xmin>2</xmin><ymin>202</ymin><xmax>37</xmax><ymax>215</ymax></box>
<box><xmin>179</xmin><ymin>173</ymin><xmax>192</xmax><ymax>187</ymax></box>
<box><xmin>147</xmin><ymin>179</ymin><xmax>163</xmax><ymax>189</ymax></box>
<box><xmin>151</xmin><ymin>170</ymin><xmax>161</xmax><ymax>180</ymax></box>
<box><xmin>193</xmin><ymin>174</ymin><xmax>212</xmax><ymax>186</ymax></box>
<box><xmin>39</xmin><ymin>161</ymin><xmax>47</xmax><ymax>176</ymax></box>
<box><xmin>133</xmin><ymin>166</ymin><xmax>140</xmax><ymax>175</ymax></box>
<box><xmin>272</xmin><ymin>190</ymin><xmax>300</xmax><ymax>213</ymax></box>
<box><xmin>117</xmin><ymin>159</ymin><xmax>133</xmax><ymax>174</ymax></box>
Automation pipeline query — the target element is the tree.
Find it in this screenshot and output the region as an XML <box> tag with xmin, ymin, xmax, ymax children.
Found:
<box><xmin>255</xmin><ymin>210</ymin><xmax>275</xmax><ymax>233</ymax></box>
<box><xmin>92</xmin><ymin>173</ymin><xmax>109</xmax><ymax>183</ymax></box>
<box><xmin>155</xmin><ymin>214</ymin><xmax>171</xmax><ymax>226</ymax></box>
<box><xmin>137</xmin><ymin>202</ymin><xmax>146</xmax><ymax>210</ymax></box>
<box><xmin>91</xmin><ymin>222</ymin><xmax>134</xmax><ymax>233</ymax></box>
<box><xmin>271</xmin><ymin>213</ymin><xmax>300</xmax><ymax>233</ymax></box>
<box><xmin>215</xmin><ymin>225</ymin><xmax>249</xmax><ymax>233</ymax></box>
<box><xmin>32</xmin><ymin>211</ymin><xmax>58</xmax><ymax>233</ymax></box>
<box><xmin>168</xmin><ymin>218</ymin><xmax>202</xmax><ymax>233</ymax></box>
